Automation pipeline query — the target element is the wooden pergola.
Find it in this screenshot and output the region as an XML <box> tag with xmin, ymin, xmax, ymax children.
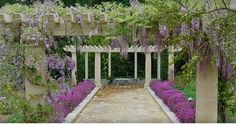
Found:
<box><xmin>0</xmin><ymin>12</ymin><xmax>218</xmax><ymax>122</ymax></box>
<box><xmin>63</xmin><ymin>45</ymin><xmax>181</xmax><ymax>86</ymax></box>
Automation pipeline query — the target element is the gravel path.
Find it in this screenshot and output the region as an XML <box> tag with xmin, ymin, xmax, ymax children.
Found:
<box><xmin>74</xmin><ymin>87</ymin><xmax>171</xmax><ymax>123</ymax></box>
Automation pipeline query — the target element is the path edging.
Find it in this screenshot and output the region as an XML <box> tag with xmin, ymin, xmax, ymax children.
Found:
<box><xmin>64</xmin><ymin>87</ymin><xmax>100</xmax><ymax>123</ymax></box>
<box><xmin>146</xmin><ymin>86</ymin><xmax>180</xmax><ymax>123</ymax></box>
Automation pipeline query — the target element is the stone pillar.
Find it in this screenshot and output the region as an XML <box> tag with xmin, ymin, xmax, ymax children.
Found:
<box><xmin>71</xmin><ymin>52</ymin><xmax>77</xmax><ymax>85</ymax></box>
<box><xmin>134</xmin><ymin>52</ymin><xmax>138</xmax><ymax>79</ymax></box>
<box><xmin>145</xmin><ymin>52</ymin><xmax>152</xmax><ymax>86</ymax></box>
<box><xmin>95</xmin><ymin>52</ymin><xmax>101</xmax><ymax>86</ymax></box>
<box><xmin>168</xmin><ymin>47</ymin><xmax>175</xmax><ymax>81</ymax></box>
<box><xmin>196</xmin><ymin>62</ymin><xmax>218</xmax><ymax>122</ymax></box>
<box><xmin>85</xmin><ymin>52</ymin><xmax>88</xmax><ymax>79</ymax></box>
<box><xmin>157</xmin><ymin>53</ymin><xmax>161</xmax><ymax>80</ymax></box>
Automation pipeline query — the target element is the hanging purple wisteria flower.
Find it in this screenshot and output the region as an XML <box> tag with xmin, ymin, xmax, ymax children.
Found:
<box><xmin>47</xmin><ymin>55</ymin><xmax>65</xmax><ymax>70</ymax></box>
<box><xmin>191</xmin><ymin>19</ymin><xmax>200</xmax><ymax>31</ymax></box>
<box><xmin>222</xmin><ymin>63</ymin><xmax>235</xmax><ymax>80</ymax></box>
<box><xmin>110</xmin><ymin>38</ymin><xmax>120</xmax><ymax>49</ymax></box>
<box><xmin>47</xmin><ymin>55</ymin><xmax>75</xmax><ymax>83</ymax></box>
<box><xmin>173</xmin><ymin>25</ymin><xmax>182</xmax><ymax>35</ymax></box>
<box><xmin>159</xmin><ymin>25</ymin><xmax>168</xmax><ymax>37</ymax></box>
<box><xmin>139</xmin><ymin>28</ymin><xmax>147</xmax><ymax>46</ymax></box>
<box><xmin>0</xmin><ymin>43</ymin><xmax>6</xmax><ymax>56</ymax></box>
<box><xmin>181</xmin><ymin>23</ymin><xmax>189</xmax><ymax>35</ymax></box>
<box><xmin>65</xmin><ymin>56</ymin><xmax>75</xmax><ymax>71</ymax></box>
<box><xmin>75</xmin><ymin>15</ymin><xmax>83</xmax><ymax>24</ymax></box>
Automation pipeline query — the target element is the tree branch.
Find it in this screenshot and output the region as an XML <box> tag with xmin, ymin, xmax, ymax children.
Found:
<box><xmin>222</xmin><ymin>0</ymin><xmax>228</xmax><ymax>8</ymax></box>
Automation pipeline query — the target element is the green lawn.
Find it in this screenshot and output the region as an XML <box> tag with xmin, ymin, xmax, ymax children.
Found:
<box><xmin>175</xmin><ymin>82</ymin><xmax>196</xmax><ymax>100</ymax></box>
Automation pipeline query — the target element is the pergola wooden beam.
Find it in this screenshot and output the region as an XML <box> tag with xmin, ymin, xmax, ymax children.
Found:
<box><xmin>64</xmin><ymin>45</ymin><xmax>163</xmax><ymax>53</ymax></box>
<box><xmin>0</xmin><ymin>13</ymin><xmax>113</xmax><ymax>36</ymax></box>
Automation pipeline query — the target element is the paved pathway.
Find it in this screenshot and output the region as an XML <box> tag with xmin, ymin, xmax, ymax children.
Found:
<box><xmin>74</xmin><ymin>87</ymin><xmax>171</xmax><ymax>123</ymax></box>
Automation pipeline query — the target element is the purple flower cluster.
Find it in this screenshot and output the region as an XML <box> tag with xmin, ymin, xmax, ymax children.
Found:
<box><xmin>191</xmin><ymin>19</ymin><xmax>200</xmax><ymax>31</ymax></box>
<box><xmin>65</xmin><ymin>56</ymin><xmax>76</xmax><ymax>71</ymax></box>
<box><xmin>47</xmin><ymin>55</ymin><xmax>65</xmax><ymax>70</ymax></box>
<box><xmin>53</xmin><ymin>80</ymin><xmax>96</xmax><ymax>122</ymax></box>
<box><xmin>150</xmin><ymin>80</ymin><xmax>195</xmax><ymax>123</ymax></box>
<box><xmin>150</xmin><ymin>80</ymin><xmax>173</xmax><ymax>96</ymax></box>
<box><xmin>0</xmin><ymin>43</ymin><xmax>6</xmax><ymax>56</ymax></box>
<box><xmin>47</xmin><ymin>55</ymin><xmax>75</xmax><ymax>71</ymax></box>
<box><xmin>159</xmin><ymin>25</ymin><xmax>168</xmax><ymax>37</ymax></box>
<box><xmin>222</xmin><ymin>63</ymin><xmax>235</xmax><ymax>80</ymax></box>
<box><xmin>176</xmin><ymin>108</ymin><xmax>196</xmax><ymax>123</ymax></box>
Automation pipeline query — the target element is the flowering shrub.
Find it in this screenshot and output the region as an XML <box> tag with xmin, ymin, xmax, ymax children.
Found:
<box><xmin>150</xmin><ymin>81</ymin><xmax>195</xmax><ymax>123</ymax></box>
<box><xmin>53</xmin><ymin>80</ymin><xmax>95</xmax><ymax>122</ymax></box>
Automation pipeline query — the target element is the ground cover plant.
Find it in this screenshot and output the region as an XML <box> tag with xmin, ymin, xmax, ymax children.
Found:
<box><xmin>52</xmin><ymin>80</ymin><xmax>96</xmax><ymax>122</ymax></box>
<box><xmin>150</xmin><ymin>80</ymin><xmax>195</xmax><ymax>123</ymax></box>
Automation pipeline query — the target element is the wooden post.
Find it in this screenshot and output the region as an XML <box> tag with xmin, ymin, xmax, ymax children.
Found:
<box><xmin>108</xmin><ymin>51</ymin><xmax>111</xmax><ymax>77</ymax></box>
<box><xmin>24</xmin><ymin>45</ymin><xmax>46</xmax><ymax>106</ymax></box>
<box><xmin>196</xmin><ymin>62</ymin><xmax>218</xmax><ymax>122</ymax></box>
<box><xmin>168</xmin><ymin>47</ymin><xmax>175</xmax><ymax>81</ymax></box>
<box><xmin>195</xmin><ymin>0</ymin><xmax>219</xmax><ymax>122</ymax></box>
<box><xmin>85</xmin><ymin>52</ymin><xmax>88</xmax><ymax>79</ymax></box>
<box><xmin>157</xmin><ymin>53</ymin><xmax>161</xmax><ymax>80</ymax></box>
<box><xmin>95</xmin><ymin>52</ymin><xmax>101</xmax><ymax>86</ymax></box>
<box><xmin>134</xmin><ymin>52</ymin><xmax>138</xmax><ymax>79</ymax></box>
<box><xmin>145</xmin><ymin>52</ymin><xmax>152</xmax><ymax>86</ymax></box>
<box><xmin>71</xmin><ymin>52</ymin><xmax>77</xmax><ymax>85</ymax></box>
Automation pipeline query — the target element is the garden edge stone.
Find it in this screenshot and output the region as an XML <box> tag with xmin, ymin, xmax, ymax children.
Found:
<box><xmin>63</xmin><ymin>86</ymin><xmax>100</xmax><ymax>123</ymax></box>
<box><xmin>146</xmin><ymin>86</ymin><xmax>180</xmax><ymax>123</ymax></box>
